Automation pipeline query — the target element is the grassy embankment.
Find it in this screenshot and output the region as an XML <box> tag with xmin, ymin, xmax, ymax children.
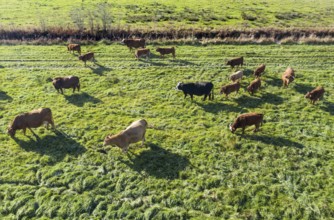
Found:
<box><xmin>0</xmin><ymin>43</ymin><xmax>333</xmax><ymax>219</ymax></box>
<box><xmin>1</xmin><ymin>0</ymin><xmax>334</xmax><ymax>30</ymax></box>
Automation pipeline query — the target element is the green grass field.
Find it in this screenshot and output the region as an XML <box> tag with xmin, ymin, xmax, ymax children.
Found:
<box><xmin>1</xmin><ymin>0</ymin><xmax>334</xmax><ymax>29</ymax></box>
<box><xmin>0</xmin><ymin>42</ymin><xmax>333</xmax><ymax>219</ymax></box>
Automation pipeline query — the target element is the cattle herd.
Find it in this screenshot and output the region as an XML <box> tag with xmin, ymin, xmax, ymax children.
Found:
<box><xmin>7</xmin><ymin>38</ymin><xmax>326</xmax><ymax>152</ymax></box>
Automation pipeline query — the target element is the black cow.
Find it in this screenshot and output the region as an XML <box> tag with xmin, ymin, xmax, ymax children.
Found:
<box><xmin>176</xmin><ymin>82</ymin><xmax>214</xmax><ymax>101</ymax></box>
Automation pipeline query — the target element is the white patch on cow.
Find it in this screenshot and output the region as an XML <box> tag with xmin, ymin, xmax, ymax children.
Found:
<box><xmin>176</xmin><ymin>82</ymin><xmax>181</xmax><ymax>90</ymax></box>
<box><xmin>229</xmin><ymin>123</ymin><xmax>233</xmax><ymax>131</ymax></box>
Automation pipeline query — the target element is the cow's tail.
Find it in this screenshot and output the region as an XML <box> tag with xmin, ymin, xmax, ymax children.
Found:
<box><xmin>77</xmin><ymin>82</ymin><xmax>81</xmax><ymax>92</ymax></box>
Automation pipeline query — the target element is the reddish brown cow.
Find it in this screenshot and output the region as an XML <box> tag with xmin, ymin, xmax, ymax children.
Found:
<box><xmin>282</xmin><ymin>67</ymin><xmax>295</xmax><ymax>87</ymax></box>
<box><xmin>247</xmin><ymin>78</ymin><xmax>261</xmax><ymax>95</ymax></box>
<box><xmin>220</xmin><ymin>81</ymin><xmax>240</xmax><ymax>97</ymax></box>
<box><xmin>7</xmin><ymin>108</ymin><xmax>55</xmax><ymax>137</ymax></box>
<box><xmin>103</xmin><ymin>119</ymin><xmax>148</xmax><ymax>153</ymax></box>
<box><xmin>254</xmin><ymin>64</ymin><xmax>266</xmax><ymax>78</ymax></box>
<box><xmin>305</xmin><ymin>86</ymin><xmax>325</xmax><ymax>104</ymax></box>
<box><xmin>156</xmin><ymin>47</ymin><xmax>175</xmax><ymax>59</ymax></box>
<box><xmin>52</xmin><ymin>76</ymin><xmax>80</xmax><ymax>94</ymax></box>
<box><xmin>135</xmin><ymin>48</ymin><xmax>150</xmax><ymax>60</ymax></box>
<box><xmin>79</xmin><ymin>52</ymin><xmax>95</xmax><ymax>66</ymax></box>
<box><xmin>121</xmin><ymin>38</ymin><xmax>146</xmax><ymax>51</ymax></box>
<box><xmin>230</xmin><ymin>113</ymin><xmax>264</xmax><ymax>134</ymax></box>
<box><xmin>226</xmin><ymin>57</ymin><xmax>244</xmax><ymax>68</ymax></box>
<box><xmin>67</xmin><ymin>44</ymin><xmax>81</xmax><ymax>55</ymax></box>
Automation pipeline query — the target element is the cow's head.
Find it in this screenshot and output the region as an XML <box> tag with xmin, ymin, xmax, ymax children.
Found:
<box><xmin>52</xmin><ymin>78</ymin><xmax>62</xmax><ymax>90</ymax></box>
<box><xmin>305</xmin><ymin>92</ymin><xmax>312</xmax><ymax>99</ymax></box>
<box><xmin>226</xmin><ymin>60</ymin><xmax>231</xmax><ymax>65</ymax></box>
<box><xmin>176</xmin><ymin>82</ymin><xmax>183</xmax><ymax>90</ymax></box>
<box><xmin>103</xmin><ymin>134</ymin><xmax>118</xmax><ymax>147</ymax></box>
<box><xmin>121</xmin><ymin>39</ymin><xmax>128</xmax><ymax>45</ymax></box>
<box><xmin>78</xmin><ymin>55</ymin><xmax>83</xmax><ymax>61</ymax></box>
<box><xmin>229</xmin><ymin>123</ymin><xmax>236</xmax><ymax>133</ymax></box>
<box><xmin>7</xmin><ymin>127</ymin><xmax>15</xmax><ymax>137</ymax></box>
<box><xmin>220</xmin><ymin>86</ymin><xmax>226</xmax><ymax>94</ymax></box>
<box><xmin>247</xmin><ymin>85</ymin><xmax>252</xmax><ymax>94</ymax></box>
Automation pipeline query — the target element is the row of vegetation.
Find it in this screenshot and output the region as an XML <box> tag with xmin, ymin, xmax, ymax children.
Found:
<box><xmin>0</xmin><ymin>43</ymin><xmax>333</xmax><ymax>219</ymax></box>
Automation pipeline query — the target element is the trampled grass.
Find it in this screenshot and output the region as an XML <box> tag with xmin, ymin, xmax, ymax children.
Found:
<box><xmin>1</xmin><ymin>0</ymin><xmax>334</xmax><ymax>29</ymax></box>
<box><xmin>0</xmin><ymin>42</ymin><xmax>334</xmax><ymax>219</ymax></box>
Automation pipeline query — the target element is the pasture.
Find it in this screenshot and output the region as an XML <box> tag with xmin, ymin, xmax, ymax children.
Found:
<box><xmin>0</xmin><ymin>42</ymin><xmax>334</xmax><ymax>219</ymax></box>
<box><xmin>1</xmin><ymin>0</ymin><xmax>334</xmax><ymax>29</ymax></box>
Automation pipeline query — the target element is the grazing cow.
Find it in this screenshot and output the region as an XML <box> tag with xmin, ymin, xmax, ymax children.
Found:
<box><xmin>156</xmin><ymin>47</ymin><xmax>175</xmax><ymax>59</ymax></box>
<box><xmin>121</xmin><ymin>38</ymin><xmax>146</xmax><ymax>51</ymax></box>
<box><xmin>226</xmin><ymin>57</ymin><xmax>244</xmax><ymax>68</ymax></box>
<box><xmin>230</xmin><ymin>113</ymin><xmax>264</xmax><ymax>134</ymax></box>
<box><xmin>103</xmin><ymin>119</ymin><xmax>148</xmax><ymax>153</ymax></box>
<box><xmin>247</xmin><ymin>78</ymin><xmax>261</xmax><ymax>95</ymax></box>
<box><xmin>220</xmin><ymin>81</ymin><xmax>240</xmax><ymax>97</ymax></box>
<box><xmin>135</xmin><ymin>48</ymin><xmax>150</xmax><ymax>60</ymax></box>
<box><xmin>7</xmin><ymin>108</ymin><xmax>55</xmax><ymax>137</ymax></box>
<box><xmin>254</xmin><ymin>64</ymin><xmax>266</xmax><ymax>78</ymax></box>
<box><xmin>67</xmin><ymin>44</ymin><xmax>81</xmax><ymax>55</ymax></box>
<box><xmin>229</xmin><ymin>70</ymin><xmax>243</xmax><ymax>82</ymax></box>
<box><xmin>52</xmin><ymin>76</ymin><xmax>80</xmax><ymax>94</ymax></box>
<box><xmin>176</xmin><ymin>82</ymin><xmax>214</xmax><ymax>101</ymax></box>
<box><xmin>282</xmin><ymin>67</ymin><xmax>295</xmax><ymax>87</ymax></box>
<box><xmin>79</xmin><ymin>52</ymin><xmax>95</xmax><ymax>66</ymax></box>
<box><xmin>305</xmin><ymin>86</ymin><xmax>325</xmax><ymax>104</ymax></box>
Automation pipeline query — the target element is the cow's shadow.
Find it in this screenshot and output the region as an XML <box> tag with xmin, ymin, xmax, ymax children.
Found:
<box><xmin>88</xmin><ymin>62</ymin><xmax>112</xmax><ymax>76</ymax></box>
<box><xmin>321</xmin><ymin>101</ymin><xmax>334</xmax><ymax>115</ymax></box>
<box><xmin>294</xmin><ymin>83</ymin><xmax>315</xmax><ymax>95</ymax></box>
<box><xmin>196</xmin><ymin>101</ymin><xmax>243</xmax><ymax>114</ymax></box>
<box><xmin>124</xmin><ymin>143</ymin><xmax>189</xmax><ymax>180</ymax></box>
<box><xmin>242</xmin><ymin>134</ymin><xmax>305</xmax><ymax>149</ymax></box>
<box><xmin>12</xmin><ymin>129</ymin><xmax>86</xmax><ymax>163</ymax></box>
<box><xmin>234</xmin><ymin>92</ymin><xmax>283</xmax><ymax>108</ymax></box>
<box><xmin>0</xmin><ymin>91</ymin><xmax>12</xmax><ymax>102</ymax></box>
<box><xmin>266</xmin><ymin>75</ymin><xmax>282</xmax><ymax>87</ymax></box>
<box><xmin>64</xmin><ymin>92</ymin><xmax>102</xmax><ymax>107</ymax></box>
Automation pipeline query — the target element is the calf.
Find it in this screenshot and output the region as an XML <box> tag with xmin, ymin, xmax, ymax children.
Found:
<box><xmin>247</xmin><ymin>78</ymin><xmax>261</xmax><ymax>95</ymax></box>
<box><xmin>176</xmin><ymin>82</ymin><xmax>214</xmax><ymax>101</ymax></box>
<box><xmin>135</xmin><ymin>48</ymin><xmax>150</xmax><ymax>60</ymax></box>
<box><xmin>220</xmin><ymin>81</ymin><xmax>240</xmax><ymax>97</ymax></box>
<box><xmin>103</xmin><ymin>119</ymin><xmax>148</xmax><ymax>153</ymax></box>
<box><xmin>52</xmin><ymin>76</ymin><xmax>80</xmax><ymax>94</ymax></box>
<box><xmin>305</xmin><ymin>86</ymin><xmax>325</xmax><ymax>104</ymax></box>
<box><xmin>230</xmin><ymin>113</ymin><xmax>264</xmax><ymax>134</ymax></box>
<box><xmin>7</xmin><ymin>108</ymin><xmax>55</xmax><ymax>137</ymax></box>
<box><xmin>67</xmin><ymin>44</ymin><xmax>81</xmax><ymax>55</ymax></box>
<box><xmin>229</xmin><ymin>70</ymin><xmax>243</xmax><ymax>82</ymax></box>
<box><xmin>254</xmin><ymin>64</ymin><xmax>265</xmax><ymax>78</ymax></box>
<box><xmin>282</xmin><ymin>67</ymin><xmax>295</xmax><ymax>87</ymax></box>
<box><xmin>226</xmin><ymin>57</ymin><xmax>244</xmax><ymax>68</ymax></box>
<box><xmin>156</xmin><ymin>47</ymin><xmax>175</xmax><ymax>59</ymax></box>
<box><xmin>79</xmin><ymin>52</ymin><xmax>95</xmax><ymax>66</ymax></box>
<box><xmin>121</xmin><ymin>38</ymin><xmax>146</xmax><ymax>51</ymax></box>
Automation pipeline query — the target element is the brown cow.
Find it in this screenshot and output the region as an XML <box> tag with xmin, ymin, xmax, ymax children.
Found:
<box><xmin>7</xmin><ymin>108</ymin><xmax>55</xmax><ymax>137</ymax></box>
<box><xmin>229</xmin><ymin>113</ymin><xmax>264</xmax><ymax>134</ymax></box>
<box><xmin>52</xmin><ymin>76</ymin><xmax>80</xmax><ymax>94</ymax></box>
<box><xmin>254</xmin><ymin>64</ymin><xmax>266</xmax><ymax>78</ymax></box>
<box><xmin>226</xmin><ymin>57</ymin><xmax>244</xmax><ymax>68</ymax></box>
<box><xmin>156</xmin><ymin>47</ymin><xmax>175</xmax><ymax>59</ymax></box>
<box><xmin>220</xmin><ymin>81</ymin><xmax>240</xmax><ymax>97</ymax></box>
<box><xmin>282</xmin><ymin>67</ymin><xmax>295</xmax><ymax>87</ymax></box>
<box><xmin>103</xmin><ymin>119</ymin><xmax>148</xmax><ymax>153</ymax></box>
<box><xmin>79</xmin><ymin>52</ymin><xmax>95</xmax><ymax>66</ymax></box>
<box><xmin>247</xmin><ymin>78</ymin><xmax>261</xmax><ymax>95</ymax></box>
<box><xmin>305</xmin><ymin>86</ymin><xmax>325</xmax><ymax>104</ymax></box>
<box><xmin>121</xmin><ymin>38</ymin><xmax>146</xmax><ymax>51</ymax></box>
<box><xmin>135</xmin><ymin>48</ymin><xmax>150</xmax><ymax>60</ymax></box>
<box><xmin>67</xmin><ymin>44</ymin><xmax>81</xmax><ymax>55</ymax></box>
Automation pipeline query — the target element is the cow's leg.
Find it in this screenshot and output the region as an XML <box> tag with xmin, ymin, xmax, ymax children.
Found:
<box><xmin>23</xmin><ymin>128</ymin><xmax>26</xmax><ymax>136</ymax></box>
<box><xmin>190</xmin><ymin>94</ymin><xmax>194</xmax><ymax>101</ymax></box>
<box><xmin>60</xmin><ymin>88</ymin><xmax>64</xmax><ymax>94</ymax></box>
<box><xmin>203</xmin><ymin>94</ymin><xmax>207</xmax><ymax>101</ymax></box>
<box><xmin>28</xmin><ymin>127</ymin><xmax>36</xmax><ymax>136</ymax></box>
<box><xmin>242</xmin><ymin>127</ymin><xmax>245</xmax><ymax>134</ymax></box>
<box><xmin>184</xmin><ymin>92</ymin><xmax>187</xmax><ymax>99</ymax></box>
<box><xmin>72</xmin><ymin>86</ymin><xmax>75</xmax><ymax>93</ymax></box>
<box><xmin>141</xmin><ymin>131</ymin><xmax>146</xmax><ymax>146</ymax></box>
